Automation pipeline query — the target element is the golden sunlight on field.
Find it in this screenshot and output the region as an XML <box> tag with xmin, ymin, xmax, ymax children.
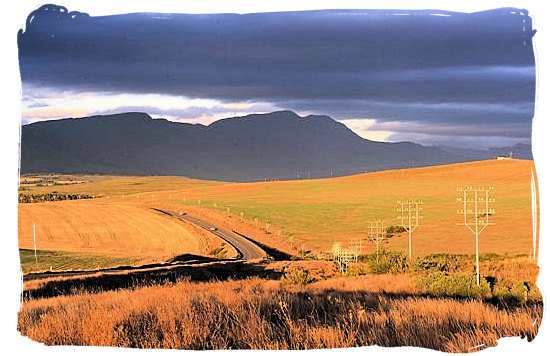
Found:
<box><xmin>18</xmin><ymin>201</ymin><xmax>214</xmax><ymax>261</ymax></box>
<box><xmin>18</xmin><ymin>159</ymin><xmax>538</xmax><ymax>266</ymax></box>
<box><xmin>133</xmin><ymin>159</ymin><xmax>537</xmax><ymax>256</ymax></box>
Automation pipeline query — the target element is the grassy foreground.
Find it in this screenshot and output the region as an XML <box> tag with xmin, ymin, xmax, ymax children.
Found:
<box><xmin>18</xmin><ymin>276</ymin><xmax>541</xmax><ymax>351</ymax></box>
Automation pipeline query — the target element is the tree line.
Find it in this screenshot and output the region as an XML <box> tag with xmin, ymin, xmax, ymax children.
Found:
<box><xmin>18</xmin><ymin>193</ymin><xmax>96</xmax><ymax>203</ymax></box>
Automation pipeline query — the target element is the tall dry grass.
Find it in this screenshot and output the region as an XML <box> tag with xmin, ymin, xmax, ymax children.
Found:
<box><xmin>18</xmin><ymin>277</ymin><xmax>541</xmax><ymax>351</ymax></box>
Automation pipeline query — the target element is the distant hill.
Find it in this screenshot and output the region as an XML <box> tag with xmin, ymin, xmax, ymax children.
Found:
<box><xmin>437</xmin><ymin>143</ymin><xmax>533</xmax><ymax>161</ymax></box>
<box><xmin>20</xmin><ymin>111</ymin><xmax>532</xmax><ymax>181</ymax></box>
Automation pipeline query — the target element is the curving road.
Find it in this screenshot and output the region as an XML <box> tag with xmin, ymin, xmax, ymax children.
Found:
<box><xmin>154</xmin><ymin>209</ymin><xmax>267</xmax><ymax>260</ymax></box>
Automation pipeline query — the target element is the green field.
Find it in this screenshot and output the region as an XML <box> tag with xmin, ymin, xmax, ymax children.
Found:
<box><xmin>19</xmin><ymin>249</ymin><xmax>140</xmax><ymax>274</ymax></box>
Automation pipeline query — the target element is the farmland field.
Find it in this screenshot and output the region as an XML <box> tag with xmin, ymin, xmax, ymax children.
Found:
<box><xmin>20</xmin><ymin>159</ymin><xmax>537</xmax><ymax>260</ymax></box>
<box><xmin>171</xmin><ymin>159</ymin><xmax>536</xmax><ymax>255</ymax></box>
<box><xmin>17</xmin><ymin>159</ymin><xmax>542</xmax><ymax>351</ymax></box>
<box><xmin>18</xmin><ymin>198</ymin><xmax>231</xmax><ymax>272</ymax></box>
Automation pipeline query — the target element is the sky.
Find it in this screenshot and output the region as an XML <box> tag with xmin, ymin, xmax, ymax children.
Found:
<box><xmin>17</xmin><ymin>4</ymin><xmax>536</xmax><ymax>148</ymax></box>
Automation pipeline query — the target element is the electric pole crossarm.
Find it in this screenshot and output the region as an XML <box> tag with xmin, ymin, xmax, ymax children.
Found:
<box><xmin>396</xmin><ymin>198</ymin><xmax>422</xmax><ymax>261</ymax></box>
<box><xmin>458</xmin><ymin>222</ymin><xmax>476</xmax><ymax>234</ymax></box>
<box><xmin>456</xmin><ymin>186</ymin><xmax>495</xmax><ymax>286</ymax></box>
<box><xmin>478</xmin><ymin>221</ymin><xmax>495</xmax><ymax>234</ymax></box>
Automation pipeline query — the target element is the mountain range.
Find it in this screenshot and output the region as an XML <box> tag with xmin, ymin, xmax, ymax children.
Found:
<box><xmin>20</xmin><ymin>111</ymin><xmax>532</xmax><ymax>182</ymax></box>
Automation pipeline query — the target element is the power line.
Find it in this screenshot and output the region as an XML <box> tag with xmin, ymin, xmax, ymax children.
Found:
<box><xmin>396</xmin><ymin>198</ymin><xmax>423</xmax><ymax>261</ymax></box>
<box><xmin>457</xmin><ymin>186</ymin><xmax>495</xmax><ymax>286</ymax></box>
<box><xmin>367</xmin><ymin>220</ymin><xmax>385</xmax><ymax>261</ymax></box>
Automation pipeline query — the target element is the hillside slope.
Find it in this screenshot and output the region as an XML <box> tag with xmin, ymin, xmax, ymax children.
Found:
<box><xmin>136</xmin><ymin>159</ymin><xmax>537</xmax><ymax>256</ymax></box>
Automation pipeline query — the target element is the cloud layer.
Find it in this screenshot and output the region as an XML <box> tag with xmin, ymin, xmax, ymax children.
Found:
<box><xmin>18</xmin><ymin>5</ymin><xmax>536</xmax><ymax>147</ymax></box>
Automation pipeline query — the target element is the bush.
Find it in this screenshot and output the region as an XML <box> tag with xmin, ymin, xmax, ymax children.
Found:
<box><xmin>385</xmin><ymin>225</ymin><xmax>406</xmax><ymax>238</ymax></box>
<box><xmin>209</xmin><ymin>244</ymin><xmax>228</xmax><ymax>258</ymax></box>
<box><xmin>346</xmin><ymin>262</ymin><xmax>371</xmax><ymax>276</ymax></box>
<box><xmin>415</xmin><ymin>272</ymin><xmax>491</xmax><ymax>298</ymax></box>
<box><xmin>510</xmin><ymin>282</ymin><xmax>529</xmax><ymax>300</ymax></box>
<box><xmin>361</xmin><ymin>249</ymin><xmax>409</xmax><ymax>274</ymax></box>
<box><xmin>280</xmin><ymin>269</ymin><xmax>315</xmax><ymax>285</ymax></box>
<box><xmin>19</xmin><ymin>193</ymin><xmax>95</xmax><ymax>203</ymax></box>
<box><xmin>492</xmin><ymin>279</ymin><xmax>531</xmax><ymax>303</ymax></box>
<box><xmin>414</xmin><ymin>254</ymin><xmax>468</xmax><ymax>273</ymax></box>
<box><xmin>479</xmin><ymin>253</ymin><xmax>502</xmax><ymax>262</ymax></box>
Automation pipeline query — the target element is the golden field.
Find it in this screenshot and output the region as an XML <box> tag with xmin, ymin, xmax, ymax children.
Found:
<box><xmin>20</xmin><ymin>159</ymin><xmax>538</xmax><ymax>260</ymax></box>
<box><xmin>18</xmin><ymin>199</ymin><xmax>231</xmax><ymax>273</ymax></box>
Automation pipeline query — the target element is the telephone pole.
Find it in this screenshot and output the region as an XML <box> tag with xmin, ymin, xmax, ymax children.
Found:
<box><xmin>531</xmin><ymin>170</ymin><xmax>539</xmax><ymax>263</ymax></box>
<box><xmin>396</xmin><ymin>199</ymin><xmax>423</xmax><ymax>261</ymax></box>
<box><xmin>457</xmin><ymin>186</ymin><xmax>495</xmax><ymax>285</ymax></box>
<box><xmin>367</xmin><ymin>220</ymin><xmax>385</xmax><ymax>260</ymax></box>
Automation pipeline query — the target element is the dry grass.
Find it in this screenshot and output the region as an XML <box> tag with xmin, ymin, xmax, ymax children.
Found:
<box><xmin>18</xmin><ymin>277</ymin><xmax>542</xmax><ymax>351</ymax></box>
<box><xmin>308</xmin><ymin>274</ymin><xmax>416</xmax><ymax>294</ymax></box>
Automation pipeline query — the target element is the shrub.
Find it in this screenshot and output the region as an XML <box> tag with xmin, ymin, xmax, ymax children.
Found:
<box><xmin>18</xmin><ymin>193</ymin><xmax>95</xmax><ymax>203</ymax></box>
<box><xmin>280</xmin><ymin>269</ymin><xmax>315</xmax><ymax>285</ymax></box>
<box><xmin>209</xmin><ymin>244</ymin><xmax>228</xmax><ymax>259</ymax></box>
<box><xmin>385</xmin><ymin>225</ymin><xmax>406</xmax><ymax>238</ymax></box>
<box><xmin>414</xmin><ymin>254</ymin><xmax>468</xmax><ymax>273</ymax></box>
<box><xmin>492</xmin><ymin>278</ymin><xmax>532</xmax><ymax>303</ymax></box>
<box><xmin>510</xmin><ymin>282</ymin><xmax>529</xmax><ymax>301</ymax></box>
<box><xmin>346</xmin><ymin>262</ymin><xmax>371</xmax><ymax>276</ymax></box>
<box><xmin>361</xmin><ymin>249</ymin><xmax>409</xmax><ymax>274</ymax></box>
<box><xmin>415</xmin><ymin>272</ymin><xmax>491</xmax><ymax>298</ymax></box>
<box><xmin>479</xmin><ymin>253</ymin><xmax>502</xmax><ymax>262</ymax></box>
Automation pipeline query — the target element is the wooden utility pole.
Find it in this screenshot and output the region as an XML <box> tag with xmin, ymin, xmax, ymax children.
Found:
<box><xmin>531</xmin><ymin>171</ymin><xmax>539</xmax><ymax>263</ymax></box>
<box><xmin>368</xmin><ymin>220</ymin><xmax>385</xmax><ymax>260</ymax></box>
<box><xmin>397</xmin><ymin>199</ymin><xmax>423</xmax><ymax>260</ymax></box>
<box><xmin>33</xmin><ymin>222</ymin><xmax>38</xmax><ymax>267</ymax></box>
<box><xmin>457</xmin><ymin>187</ymin><xmax>495</xmax><ymax>285</ymax></box>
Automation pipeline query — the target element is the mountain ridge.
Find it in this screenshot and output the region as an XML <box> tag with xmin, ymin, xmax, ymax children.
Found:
<box><xmin>20</xmin><ymin>111</ymin><xmax>532</xmax><ymax>181</ymax></box>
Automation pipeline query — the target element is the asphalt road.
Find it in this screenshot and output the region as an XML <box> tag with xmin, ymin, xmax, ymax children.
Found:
<box><xmin>156</xmin><ymin>209</ymin><xmax>267</xmax><ymax>260</ymax></box>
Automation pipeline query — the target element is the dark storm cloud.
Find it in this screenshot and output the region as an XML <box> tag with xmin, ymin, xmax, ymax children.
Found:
<box><xmin>92</xmin><ymin>102</ymin><xmax>279</xmax><ymax>119</ymax></box>
<box><xmin>279</xmin><ymin>99</ymin><xmax>534</xmax><ymax>129</ymax></box>
<box><xmin>18</xmin><ymin>4</ymin><xmax>536</xmax><ymax>141</ymax></box>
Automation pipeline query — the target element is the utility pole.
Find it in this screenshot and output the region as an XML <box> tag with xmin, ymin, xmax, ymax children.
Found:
<box><xmin>457</xmin><ymin>187</ymin><xmax>495</xmax><ymax>285</ymax></box>
<box><xmin>531</xmin><ymin>170</ymin><xmax>539</xmax><ymax>263</ymax></box>
<box><xmin>350</xmin><ymin>237</ymin><xmax>362</xmax><ymax>262</ymax></box>
<box><xmin>331</xmin><ymin>242</ymin><xmax>355</xmax><ymax>274</ymax></box>
<box><xmin>33</xmin><ymin>222</ymin><xmax>38</xmax><ymax>267</ymax></box>
<box><xmin>396</xmin><ymin>199</ymin><xmax>423</xmax><ymax>261</ymax></box>
<box><xmin>368</xmin><ymin>220</ymin><xmax>385</xmax><ymax>261</ymax></box>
